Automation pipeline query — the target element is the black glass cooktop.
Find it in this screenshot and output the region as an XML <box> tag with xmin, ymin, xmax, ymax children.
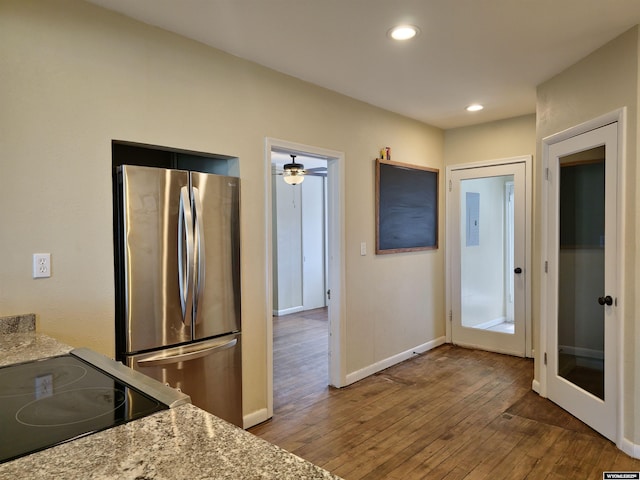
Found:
<box><xmin>0</xmin><ymin>354</ymin><xmax>167</xmax><ymax>463</ymax></box>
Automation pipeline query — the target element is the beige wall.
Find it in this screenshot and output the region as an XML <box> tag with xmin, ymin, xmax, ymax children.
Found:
<box><xmin>445</xmin><ymin>114</ymin><xmax>536</xmax><ymax>167</ymax></box>
<box><xmin>536</xmin><ymin>27</ymin><xmax>639</xmax><ymax>443</ymax></box>
<box><xmin>0</xmin><ymin>0</ymin><xmax>444</xmax><ymax>420</ymax></box>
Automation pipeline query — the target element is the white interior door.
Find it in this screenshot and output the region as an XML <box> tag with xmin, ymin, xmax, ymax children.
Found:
<box><xmin>545</xmin><ymin>123</ymin><xmax>618</xmax><ymax>442</ymax></box>
<box><xmin>450</xmin><ymin>162</ymin><xmax>527</xmax><ymax>357</ymax></box>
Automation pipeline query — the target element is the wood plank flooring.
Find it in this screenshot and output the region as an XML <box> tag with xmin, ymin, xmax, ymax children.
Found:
<box><xmin>249</xmin><ymin>309</ymin><xmax>640</xmax><ymax>479</ymax></box>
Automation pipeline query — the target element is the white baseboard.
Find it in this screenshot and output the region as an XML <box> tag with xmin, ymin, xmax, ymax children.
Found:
<box><xmin>531</xmin><ymin>379</ymin><xmax>540</xmax><ymax>394</ymax></box>
<box><xmin>243</xmin><ymin>408</ymin><xmax>270</xmax><ymax>429</ymax></box>
<box><xmin>620</xmin><ymin>437</ymin><xmax>640</xmax><ymax>459</ymax></box>
<box><xmin>345</xmin><ymin>336</ymin><xmax>446</xmax><ymax>386</ymax></box>
<box><xmin>273</xmin><ymin>306</ymin><xmax>303</xmax><ymax>316</ymax></box>
<box><xmin>472</xmin><ymin>316</ymin><xmax>509</xmax><ymax>330</ymax></box>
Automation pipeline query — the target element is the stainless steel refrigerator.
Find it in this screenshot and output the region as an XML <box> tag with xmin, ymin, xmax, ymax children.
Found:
<box><xmin>114</xmin><ymin>165</ymin><xmax>242</xmax><ymax>427</ymax></box>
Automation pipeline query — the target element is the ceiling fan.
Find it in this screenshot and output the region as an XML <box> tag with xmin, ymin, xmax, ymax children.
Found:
<box><xmin>274</xmin><ymin>154</ymin><xmax>327</xmax><ymax>185</ymax></box>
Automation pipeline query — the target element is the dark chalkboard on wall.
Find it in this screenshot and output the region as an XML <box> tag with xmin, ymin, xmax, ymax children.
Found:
<box><xmin>375</xmin><ymin>159</ymin><xmax>439</xmax><ymax>254</ymax></box>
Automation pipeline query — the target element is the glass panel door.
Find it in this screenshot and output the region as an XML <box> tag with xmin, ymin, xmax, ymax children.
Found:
<box><xmin>546</xmin><ymin>122</ymin><xmax>617</xmax><ymax>442</ymax></box>
<box><xmin>557</xmin><ymin>148</ymin><xmax>605</xmax><ymax>400</ymax></box>
<box><xmin>450</xmin><ymin>162</ymin><xmax>527</xmax><ymax>357</ymax></box>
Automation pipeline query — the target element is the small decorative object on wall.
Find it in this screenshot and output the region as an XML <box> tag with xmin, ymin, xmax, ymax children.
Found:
<box><xmin>379</xmin><ymin>147</ymin><xmax>392</xmax><ymax>160</ymax></box>
<box><xmin>375</xmin><ymin>159</ymin><xmax>439</xmax><ymax>254</ymax></box>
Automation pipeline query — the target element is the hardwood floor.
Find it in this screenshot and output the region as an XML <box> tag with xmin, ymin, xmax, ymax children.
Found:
<box><xmin>250</xmin><ymin>309</ymin><xmax>640</xmax><ymax>479</ymax></box>
<box><xmin>270</xmin><ymin>307</ymin><xmax>330</xmax><ymax>416</ymax></box>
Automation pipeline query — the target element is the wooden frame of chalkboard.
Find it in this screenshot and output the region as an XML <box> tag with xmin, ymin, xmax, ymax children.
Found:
<box><xmin>375</xmin><ymin>159</ymin><xmax>439</xmax><ymax>254</ymax></box>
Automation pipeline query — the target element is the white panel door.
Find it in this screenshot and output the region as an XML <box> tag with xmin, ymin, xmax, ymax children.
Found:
<box><xmin>546</xmin><ymin>123</ymin><xmax>618</xmax><ymax>442</ymax></box>
<box><xmin>450</xmin><ymin>162</ymin><xmax>527</xmax><ymax>357</ymax></box>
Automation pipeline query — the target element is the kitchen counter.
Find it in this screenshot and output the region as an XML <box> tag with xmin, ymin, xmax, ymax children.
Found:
<box><xmin>0</xmin><ymin>314</ymin><xmax>73</xmax><ymax>366</ymax></box>
<box><xmin>0</xmin><ymin>326</ymin><xmax>341</xmax><ymax>480</ymax></box>
<box><xmin>0</xmin><ymin>403</ymin><xmax>339</xmax><ymax>480</ymax></box>
<box><xmin>0</xmin><ymin>332</ymin><xmax>73</xmax><ymax>367</ymax></box>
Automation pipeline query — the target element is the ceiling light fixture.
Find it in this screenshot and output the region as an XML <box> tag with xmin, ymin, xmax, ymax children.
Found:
<box><xmin>282</xmin><ymin>154</ymin><xmax>305</xmax><ymax>185</ymax></box>
<box><xmin>388</xmin><ymin>25</ymin><xmax>419</xmax><ymax>41</ymax></box>
<box><xmin>466</xmin><ymin>104</ymin><xmax>484</xmax><ymax>112</ymax></box>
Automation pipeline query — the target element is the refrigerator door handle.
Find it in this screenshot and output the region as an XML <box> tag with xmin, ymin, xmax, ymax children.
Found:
<box><xmin>178</xmin><ymin>186</ymin><xmax>195</xmax><ymax>327</ymax></box>
<box><xmin>192</xmin><ymin>186</ymin><xmax>206</xmax><ymax>325</ymax></box>
<box><xmin>137</xmin><ymin>338</ymin><xmax>238</xmax><ymax>366</ymax></box>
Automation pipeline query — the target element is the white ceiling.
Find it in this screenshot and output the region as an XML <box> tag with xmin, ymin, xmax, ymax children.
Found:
<box><xmin>87</xmin><ymin>0</ymin><xmax>640</xmax><ymax>129</ymax></box>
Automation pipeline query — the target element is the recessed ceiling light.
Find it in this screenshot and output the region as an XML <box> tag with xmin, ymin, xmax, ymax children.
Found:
<box><xmin>466</xmin><ymin>104</ymin><xmax>484</xmax><ymax>112</ymax></box>
<box><xmin>388</xmin><ymin>25</ymin><xmax>419</xmax><ymax>41</ymax></box>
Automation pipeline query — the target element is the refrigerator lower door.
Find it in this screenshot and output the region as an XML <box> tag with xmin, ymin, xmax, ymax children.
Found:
<box><xmin>125</xmin><ymin>333</ymin><xmax>243</xmax><ymax>427</ymax></box>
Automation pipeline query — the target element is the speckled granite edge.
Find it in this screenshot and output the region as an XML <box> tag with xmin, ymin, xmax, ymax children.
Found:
<box><xmin>0</xmin><ymin>403</ymin><xmax>343</xmax><ymax>479</ymax></box>
<box><xmin>0</xmin><ymin>332</ymin><xmax>72</xmax><ymax>367</ymax></box>
<box><xmin>0</xmin><ymin>314</ymin><xmax>35</xmax><ymax>334</ymax></box>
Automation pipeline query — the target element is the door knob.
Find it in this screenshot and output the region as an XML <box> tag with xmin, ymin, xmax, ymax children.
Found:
<box><xmin>514</xmin><ymin>267</ymin><xmax>522</xmax><ymax>274</ymax></box>
<box><xmin>598</xmin><ymin>295</ymin><xmax>613</xmax><ymax>306</ymax></box>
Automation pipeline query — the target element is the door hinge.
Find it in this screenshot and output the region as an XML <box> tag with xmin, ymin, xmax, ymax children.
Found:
<box><xmin>327</xmin><ymin>289</ymin><xmax>331</xmax><ymax>300</ymax></box>
<box><xmin>545</xmin><ymin>168</ymin><xmax>550</xmax><ymax>181</ymax></box>
<box><xmin>544</xmin><ymin>352</ymin><xmax>547</xmax><ymax>365</ymax></box>
<box><xmin>544</xmin><ymin>261</ymin><xmax>548</xmax><ymax>273</ymax></box>
<box><xmin>449</xmin><ymin>179</ymin><xmax>452</xmax><ymax>192</ymax></box>
<box><xmin>449</xmin><ymin>310</ymin><xmax>453</xmax><ymax>322</ymax></box>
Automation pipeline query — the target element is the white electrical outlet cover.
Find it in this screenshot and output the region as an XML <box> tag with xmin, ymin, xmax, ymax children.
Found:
<box><xmin>33</xmin><ymin>253</ymin><xmax>51</xmax><ymax>278</ymax></box>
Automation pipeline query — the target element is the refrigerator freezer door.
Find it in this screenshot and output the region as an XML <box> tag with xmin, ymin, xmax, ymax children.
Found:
<box><xmin>120</xmin><ymin>165</ymin><xmax>192</xmax><ymax>352</ymax></box>
<box><xmin>190</xmin><ymin>172</ymin><xmax>241</xmax><ymax>339</ymax></box>
<box><xmin>126</xmin><ymin>334</ymin><xmax>243</xmax><ymax>427</ymax></box>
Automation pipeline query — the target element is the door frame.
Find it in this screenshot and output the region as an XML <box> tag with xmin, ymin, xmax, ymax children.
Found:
<box><xmin>264</xmin><ymin>137</ymin><xmax>346</xmax><ymax>421</ymax></box>
<box><xmin>445</xmin><ymin>155</ymin><xmax>533</xmax><ymax>357</ymax></box>
<box><xmin>539</xmin><ymin>108</ymin><xmax>626</xmax><ymax>448</ymax></box>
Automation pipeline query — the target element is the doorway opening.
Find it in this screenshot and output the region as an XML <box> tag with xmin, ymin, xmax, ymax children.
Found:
<box><xmin>265</xmin><ymin>138</ymin><xmax>345</xmax><ymax>420</ymax></box>
<box><xmin>271</xmin><ymin>149</ymin><xmax>328</xmax><ymax>317</ymax></box>
<box><xmin>271</xmin><ymin>148</ymin><xmax>328</xmax><ymax>412</ymax></box>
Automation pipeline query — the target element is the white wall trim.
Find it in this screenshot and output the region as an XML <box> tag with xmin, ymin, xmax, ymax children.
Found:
<box><xmin>616</xmin><ymin>107</ymin><xmax>627</xmax><ymax>454</ymax></box>
<box><xmin>273</xmin><ymin>306</ymin><xmax>303</xmax><ymax>317</ymax></box>
<box><xmin>243</xmin><ymin>408</ymin><xmax>269</xmax><ymax>429</ymax></box>
<box><xmin>345</xmin><ymin>337</ymin><xmax>446</xmax><ymax>386</ymax></box>
<box><xmin>531</xmin><ymin>379</ymin><xmax>540</xmax><ymax>394</ymax></box>
<box><xmin>620</xmin><ymin>438</ymin><xmax>640</xmax><ymax>460</ymax></box>
<box><xmin>542</xmin><ymin>110</ymin><xmax>623</xmax><ymax>145</ymax></box>
<box><xmin>264</xmin><ymin>137</ymin><xmax>346</xmax><ymax>421</ymax></box>
<box><xmin>471</xmin><ymin>316</ymin><xmax>509</xmax><ymax>330</ymax></box>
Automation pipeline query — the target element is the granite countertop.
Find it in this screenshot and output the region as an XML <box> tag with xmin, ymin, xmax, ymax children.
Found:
<box><xmin>0</xmin><ymin>332</ymin><xmax>73</xmax><ymax>367</ymax></box>
<box><xmin>0</xmin><ymin>403</ymin><xmax>339</xmax><ymax>480</ymax></box>
<box><xmin>0</xmin><ymin>315</ymin><xmax>341</xmax><ymax>480</ymax></box>
<box><xmin>0</xmin><ymin>313</ymin><xmax>72</xmax><ymax>366</ymax></box>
